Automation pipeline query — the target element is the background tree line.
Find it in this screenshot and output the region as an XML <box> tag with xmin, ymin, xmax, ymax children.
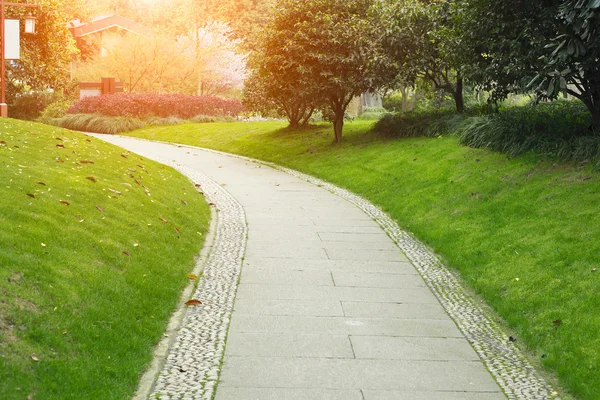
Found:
<box><xmin>243</xmin><ymin>0</ymin><xmax>600</xmax><ymax>141</ymax></box>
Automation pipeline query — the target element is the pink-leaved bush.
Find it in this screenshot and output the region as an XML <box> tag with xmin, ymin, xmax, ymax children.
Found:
<box><xmin>68</xmin><ymin>93</ymin><xmax>244</xmax><ymax>119</ymax></box>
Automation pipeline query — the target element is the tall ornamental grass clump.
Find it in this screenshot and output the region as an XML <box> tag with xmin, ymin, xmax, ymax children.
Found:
<box><xmin>68</xmin><ymin>93</ymin><xmax>244</xmax><ymax>119</ymax></box>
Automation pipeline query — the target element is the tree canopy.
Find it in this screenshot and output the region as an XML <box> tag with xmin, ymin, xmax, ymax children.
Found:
<box><xmin>244</xmin><ymin>0</ymin><xmax>386</xmax><ymax>141</ymax></box>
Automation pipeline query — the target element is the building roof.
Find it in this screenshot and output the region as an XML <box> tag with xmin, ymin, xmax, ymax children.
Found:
<box><xmin>68</xmin><ymin>15</ymin><xmax>153</xmax><ymax>38</ymax></box>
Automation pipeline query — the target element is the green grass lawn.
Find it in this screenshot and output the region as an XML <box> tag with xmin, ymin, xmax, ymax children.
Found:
<box><xmin>128</xmin><ymin>120</ymin><xmax>600</xmax><ymax>400</ymax></box>
<box><xmin>0</xmin><ymin>119</ymin><xmax>210</xmax><ymax>399</ymax></box>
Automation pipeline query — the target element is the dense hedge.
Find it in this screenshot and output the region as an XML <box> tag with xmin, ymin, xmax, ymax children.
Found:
<box><xmin>374</xmin><ymin>101</ymin><xmax>600</xmax><ymax>166</ymax></box>
<box><xmin>68</xmin><ymin>93</ymin><xmax>244</xmax><ymax>119</ymax></box>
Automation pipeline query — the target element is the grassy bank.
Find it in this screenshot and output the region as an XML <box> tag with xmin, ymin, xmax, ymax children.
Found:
<box><xmin>0</xmin><ymin>119</ymin><xmax>210</xmax><ymax>399</ymax></box>
<box><xmin>128</xmin><ymin>120</ymin><xmax>600</xmax><ymax>399</ymax></box>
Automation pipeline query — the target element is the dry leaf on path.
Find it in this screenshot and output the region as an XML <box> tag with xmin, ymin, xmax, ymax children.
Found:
<box><xmin>185</xmin><ymin>299</ymin><xmax>202</xmax><ymax>306</ymax></box>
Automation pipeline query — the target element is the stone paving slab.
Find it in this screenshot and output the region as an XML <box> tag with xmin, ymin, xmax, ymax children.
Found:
<box><xmin>215</xmin><ymin>388</ymin><xmax>364</xmax><ymax>400</ymax></box>
<box><xmin>350</xmin><ymin>336</ymin><xmax>480</xmax><ymax>360</ymax></box>
<box><xmin>244</xmin><ymin>258</ymin><xmax>419</xmax><ymax>274</ymax></box>
<box><xmin>218</xmin><ymin>357</ymin><xmax>501</xmax><ymax>392</ymax></box>
<box><xmin>362</xmin><ymin>390</ymin><xmax>507</xmax><ymax>400</ymax></box>
<box><xmin>229</xmin><ymin>315</ymin><xmax>464</xmax><ymax>337</ymax></box>
<box><xmin>235</xmin><ymin>283</ymin><xmax>440</xmax><ymax>303</ymax></box>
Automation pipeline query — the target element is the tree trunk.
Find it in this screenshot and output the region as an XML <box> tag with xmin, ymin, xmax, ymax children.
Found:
<box><xmin>400</xmin><ymin>86</ymin><xmax>408</xmax><ymax>113</ymax></box>
<box><xmin>592</xmin><ymin>107</ymin><xmax>600</xmax><ymax>130</ymax></box>
<box><xmin>454</xmin><ymin>75</ymin><xmax>464</xmax><ymax>113</ymax></box>
<box><xmin>333</xmin><ymin>115</ymin><xmax>344</xmax><ymax>143</ymax></box>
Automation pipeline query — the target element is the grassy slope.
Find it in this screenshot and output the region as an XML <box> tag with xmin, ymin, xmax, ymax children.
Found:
<box><xmin>0</xmin><ymin>119</ymin><xmax>210</xmax><ymax>399</ymax></box>
<box><xmin>128</xmin><ymin>120</ymin><xmax>600</xmax><ymax>399</ymax></box>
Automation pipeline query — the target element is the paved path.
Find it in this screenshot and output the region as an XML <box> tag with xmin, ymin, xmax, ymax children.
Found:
<box><xmin>91</xmin><ymin>135</ymin><xmax>510</xmax><ymax>399</ymax></box>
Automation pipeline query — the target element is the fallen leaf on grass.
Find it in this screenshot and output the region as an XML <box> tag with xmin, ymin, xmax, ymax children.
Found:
<box><xmin>552</xmin><ymin>319</ymin><xmax>562</xmax><ymax>326</ymax></box>
<box><xmin>121</xmin><ymin>153</ymin><xmax>128</xmax><ymax>158</ymax></box>
<box><xmin>41</xmin><ymin>243</ymin><xmax>46</xmax><ymax>247</ymax></box>
<box><xmin>26</xmin><ymin>193</ymin><xmax>35</xmax><ymax>198</ymax></box>
<box><xmin>56</xmin><ymin>144</ymin><xmax>65</xmax><ymax>148</ymax></box>
<box><xmin>159</xmin><ymin>217</ymin><xmax>168</xmax><ymax>223</ymax></box>
<box><xmin>0</xmin><ymin>140</ymin><xmax>6</xmax><ymax>146</ymax></box>
<box><xmin>122</xmin><ymin>251</ymin><xmax>131</xmax><ymax>256</ymax></box>
<box><xmin>185</xmin><ymin>299</ymin><xmax>202</xmax><ymax>306</ymax></box>
<box><xmin>95</xmin><ymin>205</ymin><xmax>104</xmax><ymax>212</ymax></box>
<box><xmin>31</xmin><ymin>355</ymin><xmax>39</xmax><ymax>362</ymax></box>
<box><xmin>79</xmin><ymin>160</ymin><xmax>94</xmax><ymax>164</ymax></box>
<box><xmin>137</xmin><ymin>164</ymin><xmax>144</xmax><ymax>169</ymax></box>
<box><xmin>86</xmin><ymin>176</ymin><xmax>97</xmax><ymax>183</ymax></box>
<box><xmin>36</xmin><ymin>182</ymin><xmax>46</xmax><ymax>186</ymax></box>
<box><xmin>194</xmin><ymin>184</ymin><xmax>201</xmax><ymax>188</ymax></box>
<box><xmin>181</xmin><ymin>200</ymin><xmax>188</xmax><ymax>206</ymax></box>
<box><xmin>208</xmin><ymin>202</ymin><xmax>215</xmax><ymax>206</ymax></box>
<box><xmin>59</xmin><ymin>200</ymin><xmax>70</xmax><ymax>206</ymax></box>
<box><xmin>186</xmin><ymin>274</ymin><xmax>198</xmax><ymax>280</ymax></box>
<box><xmin>55</xmin><ymin>137</ymin><xmax>63</xmax><ymax>141</ymax></box>
<box><xmin>108</xmin><ymin>188</ymin><xmax>122</xmax><ymax>195</ymax></box>
<box><xmin>175</xmin><ymin>227</ymin><xmax>181</xmax><ymax>233</ymax></box>
<box><xmin>134</xmin><ymin>179</ymin><xmax>141</xmax><ymax>185</ymax></box>
<box><xmin>56</xmin><ymin>157</ymin><xmax>64</xmax><ymax>163</ymax></box>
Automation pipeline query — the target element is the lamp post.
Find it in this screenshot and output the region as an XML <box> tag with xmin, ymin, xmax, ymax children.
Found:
<box><xmin>0</xmin><ymin>0</ymin><xmax>37</xmax><ymax>117</ymax></box>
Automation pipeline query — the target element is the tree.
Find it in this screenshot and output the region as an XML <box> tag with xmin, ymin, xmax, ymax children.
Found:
<box><xmin>252</xmin><ymin>0</ymin><xmax>385</xmax><ymax>142</ymax></box>
<box><xmin>379</xmin><ymin>0</ymin><xmax>465</xmax><ymax>113</ymax></box>
<box><xmin>536</xmin><ymin>1</ymin><xmax>600</xmax><ymax>127</ymax></box>
<box><xmin>73</xmin><ymin>33</ymin><xmax>197</xmax><ymax>94</ymax></box>
<box><xmin>242</xmin><ymin>67</ymin><xmax>316</xmax><ymax>128</ymax></box>
<box><xmin>454</xmin><ymin>0</ymin><xmax>562</xmax><ymax>104</ymax></box>
<box><xmin>5</xmin><ymin>0</ymin><xmax>80</xmax><ymax>102</ymax></box>
<box><xmin>242</xmin><ymin>23</ymin><xmax>319</xmax><ymax>127</ymax></box>
<box><xmin>74</xmin><ymin>22</ymin><xmax>245</xmax><ymax>97</ymax></box>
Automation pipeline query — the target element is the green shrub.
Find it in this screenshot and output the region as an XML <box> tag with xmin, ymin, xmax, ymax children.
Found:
<box><xmin>458</xmin><ymin>101</ymin><xmax>600</xmax><ymax>163</ymax></box>
<box><xmin>51</xmin><ymin>114</ymin><xmax>145</xmax><ymax>134</ymax></box>
<box><xmin>373</xmin><ymin>109</ymin><xmax>468</xmax><ymax>138</ymax></box>
<box><xmin>9</xmin><ymin>92</ymin><xmax>54</xmax><ymax>120</ymax></box>
<box><xmin>37</xmin><ymin>99</ymin><xmax>73</xmax><ymax>123</ymax></box>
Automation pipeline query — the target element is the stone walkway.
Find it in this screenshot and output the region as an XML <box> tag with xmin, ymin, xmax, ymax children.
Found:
<box><xmin>89</xmin><ymin>135</ymin><xmax>557</xmax><ymax>400</ymax></box>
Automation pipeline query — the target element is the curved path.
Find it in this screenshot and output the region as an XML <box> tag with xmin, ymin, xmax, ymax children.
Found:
<box><xmin>89</xmin><ymin>135</ymin><xmax>556</xmax><ymax>400</ymax></box>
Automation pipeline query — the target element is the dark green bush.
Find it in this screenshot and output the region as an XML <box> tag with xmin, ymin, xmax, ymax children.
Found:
<box><xmin>9</xmin><ymin>92</ymin><xmax>54</xmax><ymax>120</ymax></box>
<box><xmin>458</xmin><ymin>101</ymin><xmax>600</xmax><ymax>163</ymax></box>
<box><xmin>373</xmin><ymin>109</ymin><xmax>468</xmax><ymax>138</ymax></box>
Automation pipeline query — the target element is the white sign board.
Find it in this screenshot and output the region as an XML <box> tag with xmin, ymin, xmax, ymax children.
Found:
<box><xmin>4</xmin><ymin>20</ymin><xmax>20</xmax><ymax>60</ymax></box>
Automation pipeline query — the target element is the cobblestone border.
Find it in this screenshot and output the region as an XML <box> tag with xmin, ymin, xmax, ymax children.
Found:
<box><xmin>146</xmin><ymin>159</ymin><xmax>247</xmax><ymax>400</ymax></box>
<box><xmin>186</xmin><ymin>146</ymin><xmax>559</xmax><ymax>400</ymax></box>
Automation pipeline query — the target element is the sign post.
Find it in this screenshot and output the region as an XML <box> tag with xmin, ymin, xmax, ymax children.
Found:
<box><xmin>0</xmin><ymin>1</ymin><xmax>38</xmax><ymax>117</ymax></box>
